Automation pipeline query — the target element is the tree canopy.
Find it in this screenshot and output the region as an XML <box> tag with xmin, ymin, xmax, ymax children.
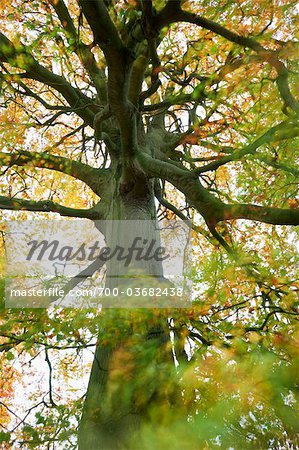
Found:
<box><xmin>0</xmin><ymin>0</ymin><xmax>298</xmax><ymax>449</ymax></box>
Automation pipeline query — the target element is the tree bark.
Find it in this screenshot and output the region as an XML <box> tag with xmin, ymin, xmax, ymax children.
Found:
<box><xmin>78</xmin><ymin>168</ymin><xmax>173</xmax><ymax>449</ymax></box>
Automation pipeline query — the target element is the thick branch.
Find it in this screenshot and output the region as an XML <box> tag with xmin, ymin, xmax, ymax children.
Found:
<box><xmin>78</xmin><ymin>0</ymin><xmax>126</xmax><ymax>100</ymax></box>
<box><xmin>138</xmin><ymin>151</ymin><xmax>225</xmax><ymax>226</ymax></box>
<box><xmin>138</xmin><ymin>151</ymin><xmax>299</xmax><ymax>227</ymax></box>
<box><xmin>0</xmin><ymin>150</ymin><xmax>109</xmax><ymax>196</ymax></box>
<box><xmin>0</xmin><ymin>195</ymin><xmax>96</xmax><ymax>219</ymax></box>
<box><xmin>78</xmin><ymin>0</ymin><xmax>124</xmax><ymax>57</ymax></box>
<box><xmin>129</xmin><ymin>52</ymin><xmax>149</xmax><ymax>106</ymax></box>
<box><xmin>223</xmin><ymin>203</ymin><xmax>299</xmax><ymax>226</ymax></box>
<box><xmin>78</xmin><ymin>1</ymin><xmax>137</xmax><ymax>160</ymax></box>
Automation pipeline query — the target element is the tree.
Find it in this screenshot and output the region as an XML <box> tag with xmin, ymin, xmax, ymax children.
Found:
<box><xmin>0</xmin><ymin>1</ymin><xmax>298</xmax><ymax>449</ymax></box>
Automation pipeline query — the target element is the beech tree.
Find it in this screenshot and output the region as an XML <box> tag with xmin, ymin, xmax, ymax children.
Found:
<box><xmin>0</xmin><ymin>1</ymin><xmax>298</xmax><ymax>449</ymax></box>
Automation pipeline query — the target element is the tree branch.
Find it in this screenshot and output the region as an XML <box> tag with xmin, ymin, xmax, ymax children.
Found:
<box><xmin>78</xmin><ymin>0</ymin><xmax>137</xmax><ymax>161</ymax></box>
<box><xmin>0</xmin><ymin>32</ymin><xmax>96</xmax><ymax>126</ymax></box>
<box><xmin>156</xmin><ymin>4</ymin><xmax>299</xmax><ymax>112</ymax></box>
<box><xmin>0</xmin><ymin>150</ymin><xmax>109</xmax><ymax>196</ymax></box>
<box><xmin>49</xmin><ymin>0</ymin><xmax>107</xmax><ymax>103</ymax></box>
<box><xmin>138</xmin><ymin>151</ymin><xmax>225</xmax><ymax>226</ymax></box>
<box><xmin>0</xmin><ymin>195</ymin><xmax>96</xmax><ymax>219</ymax></box>
<box><xmin>193</xmin><ymin>119</ymin><xmax>299</xmax><ymax>174</ymax></box>
<box><xmin>138</xmin><ymin>151</ymin><xmax>299</xmax><ymax>227</ymax></box>
<box><xmin>78</xmin><ymin>0</ymin><xmax>124</xmax><ymax>58</ymax></box>
<box><xmin>223</xmin><ymin>203</ymin><xmax>299</xmax><ymax>226</ymax></box>
<box><xmin>78</xmin><ymin>0</ymin><xmax>127</xmax><ymax>102</ymax></box>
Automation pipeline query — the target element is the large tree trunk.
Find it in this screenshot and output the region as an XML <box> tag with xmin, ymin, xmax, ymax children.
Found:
<box><xmin>78</xmin><ymin>167</ymin><xmax>174</xmax><ymax>449</ymax></box>
<box><xmin>77</xmin><ymin>312</ymin><xmax>172</xmax><ymax>450</ymax></box>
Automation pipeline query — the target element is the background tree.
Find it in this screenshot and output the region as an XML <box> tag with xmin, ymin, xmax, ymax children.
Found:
<box><xmin>0</xmin><ymin>0</ymin><xmax>298</xmax><ymax>449</ymax></box>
